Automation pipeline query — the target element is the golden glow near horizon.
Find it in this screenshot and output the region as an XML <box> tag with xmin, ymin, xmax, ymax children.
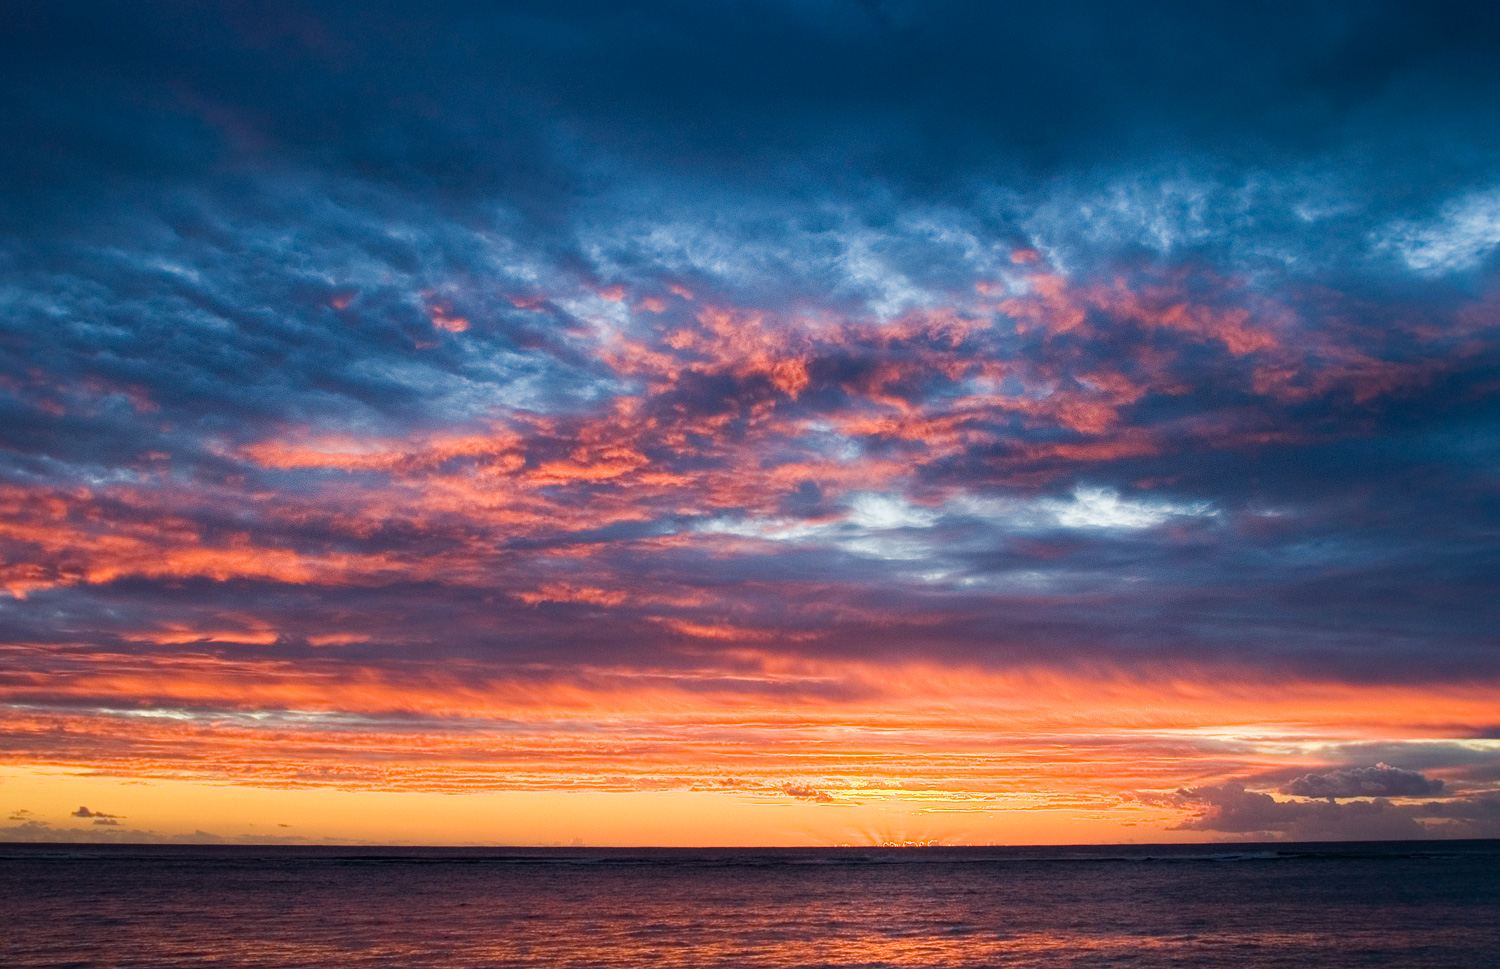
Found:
<box><xmin>5</xmin><ymin>658</ymin><xmax>1497</xmax><ymax>844</ymax></box>
<box><xmin>2</xmin><ymin>767</ymin><xmax>1202</xmax><ymax>847</ymax></box>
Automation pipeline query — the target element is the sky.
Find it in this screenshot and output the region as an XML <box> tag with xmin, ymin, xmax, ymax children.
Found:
<box><xmin>2</xmin><ymin>0</ymin><xmax>1499</xmax><ymax>846</ymax></box>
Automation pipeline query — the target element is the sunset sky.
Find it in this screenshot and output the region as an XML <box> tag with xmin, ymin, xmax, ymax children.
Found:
<box><xmin>3</xmin><ymin>0</ymin><xmax>1500</xmax><ymax>846</ymax></box>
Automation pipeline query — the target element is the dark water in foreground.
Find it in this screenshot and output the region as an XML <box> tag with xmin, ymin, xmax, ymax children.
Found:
<box><xmin>3</xmin><ymin>841</ymin><xmax>1499</xmax><ymax>968</ymax></box>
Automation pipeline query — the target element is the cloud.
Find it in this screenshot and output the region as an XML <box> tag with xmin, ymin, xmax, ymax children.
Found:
<box><xmin>782</xmin><ymin>784</ymin><xmax>837</xmax><ymax>803</ymax></box>
<box><xmin>0</xmin><ymin>818</ymin><xmax>339</xmax><ymax>845</ymax></box>
<box><xmin>1</xmin><ymin>0</ymin><xmax>1500</xmax><ymax>830</ymax></box>
<box><xmin>1376</xmin><ymin>189</ymin><xmax>1500</xmax><ymax>274</ymax></box>
<box><xmin>70</xmin><ymin>806</ymin><xmax>121</xmax><ymax>819</ymax></box>
<box><xmin>1420</xmin><ymin>793</ymin><xmax>1500</xmax><ymax>825</ymax></box>
<box><xmin>1281</xmin><ymin>764</ymin><xmax>1445</xmax><ymax>800</ymax></box>
<box><xmin>1169</xmin><ymin>784</ymin><xmax>1424</xmax><ymax>840</ymax></box>
<box><xmin>1042</xmin><ymin>487</ymin><xmax>1217</xmax><ymax>531</ymax></box>
<box><xmin>9</xmin><ymin>1</ymin><xmax>1500</xmax><ymax>204</ymax></box>
<box><xmin>1167</xmin><ymin>780</ymin><xmax>1500</xmax><ymax>841</ymax></box>
<box><xmin>0</xmin><ymin>818</ymin><xmax>155</xmax><ymax>843</ymax></box>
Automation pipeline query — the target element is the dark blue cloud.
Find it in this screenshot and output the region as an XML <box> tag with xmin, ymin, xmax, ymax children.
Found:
<box><xmin>6</xmin><ymin>2</ymin><xmax>1500</xmax><ymax>227</ymax></box>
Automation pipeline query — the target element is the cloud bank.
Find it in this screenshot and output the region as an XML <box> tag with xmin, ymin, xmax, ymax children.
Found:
<box><xmin>2</xmin><ymin>1</ymin><xmax>1499</xmax><ymax>841</ymax></box>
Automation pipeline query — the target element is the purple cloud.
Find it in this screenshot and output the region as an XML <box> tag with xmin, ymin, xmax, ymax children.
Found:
<box><xmin>71</xmin><ymin>806</ymin><xmax>120</xmax><ymax>819</ymax></box>
<box><xmin>1282</xmin><ymin>764</ymin><xmax>1445</xmax><ymax>800</ymax></box>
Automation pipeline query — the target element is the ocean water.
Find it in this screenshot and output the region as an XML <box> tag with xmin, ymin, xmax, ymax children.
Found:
<box><xmin>3</xmin><ymin>841</ymin><xmax>1498</xmax><ymax>968</ymax></box>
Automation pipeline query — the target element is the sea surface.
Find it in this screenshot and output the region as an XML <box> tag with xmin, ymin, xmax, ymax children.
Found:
<box><xmin>3</xmin><ymin>841</ymin><xmax>1499</xmax><ymax>968</ymax></box>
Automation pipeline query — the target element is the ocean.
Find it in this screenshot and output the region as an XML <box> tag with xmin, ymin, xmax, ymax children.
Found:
<box><xmin>3</xmin><ymin>841</ymin><xmax>1498</xmax><ymax>967</ymax></box>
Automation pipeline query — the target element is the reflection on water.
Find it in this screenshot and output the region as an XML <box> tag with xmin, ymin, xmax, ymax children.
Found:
<box><xmin>4</xmin><ymin>842</ymin><xmax>1499</xmax><ymax>968</ymax></box>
